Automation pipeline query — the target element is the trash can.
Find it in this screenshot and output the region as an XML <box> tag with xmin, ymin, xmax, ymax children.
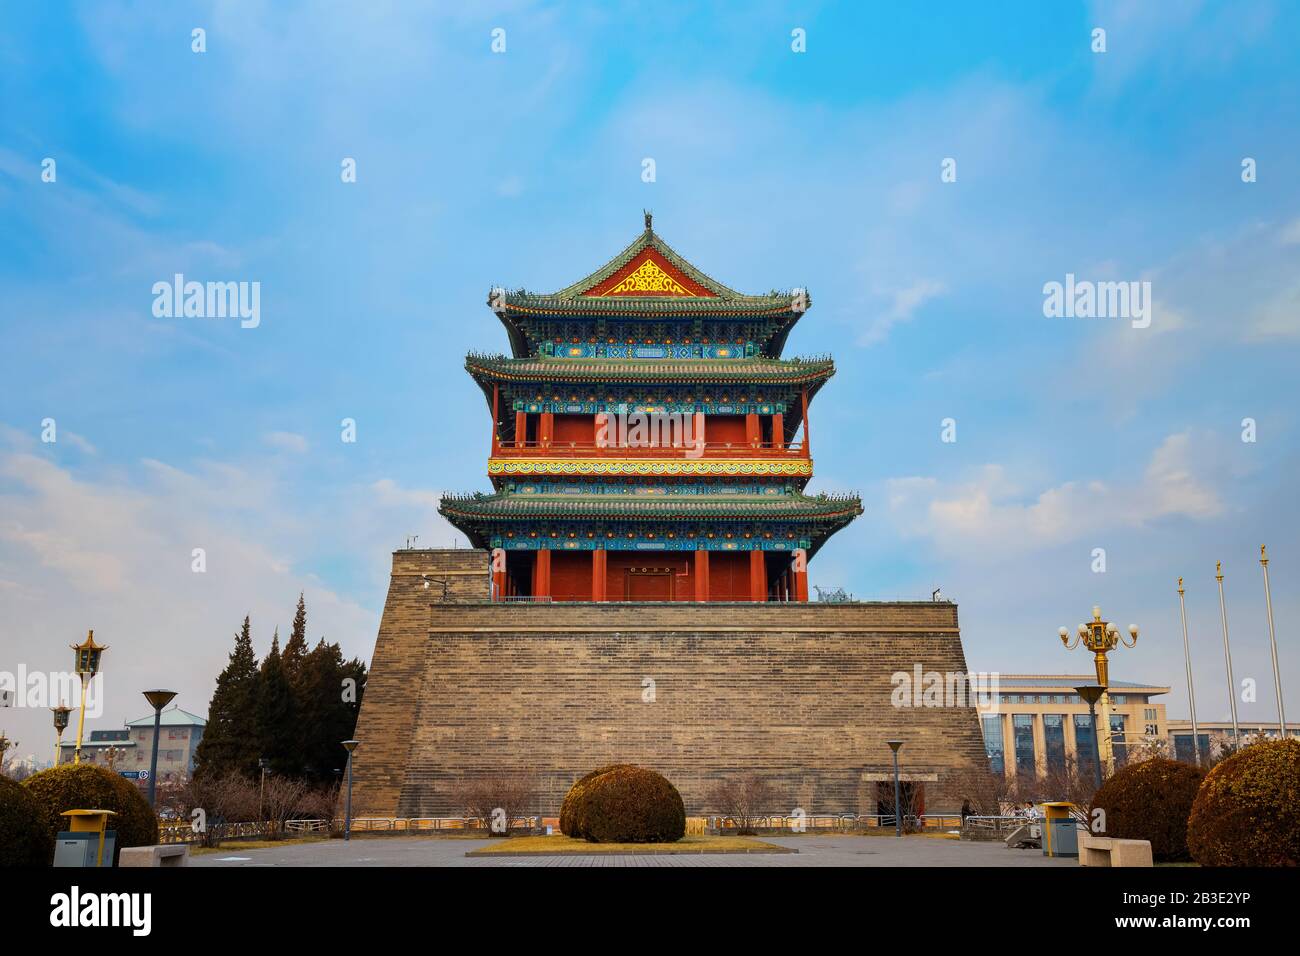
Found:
<box><xmin>53</xmin><ymin>809</ymin><xmax>118</xmax><ymax>867</ymax></box>
<box><xmin>1040</xmin><ymin>802</ymin><xmax>1078</xmax><ymax>858</ymax></box>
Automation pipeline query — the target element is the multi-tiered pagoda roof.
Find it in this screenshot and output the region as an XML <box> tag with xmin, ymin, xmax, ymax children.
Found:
<box><xmin>440</xmin><ymin>214</ymin><xmax>861</xmax><ymax>602</ymax></box>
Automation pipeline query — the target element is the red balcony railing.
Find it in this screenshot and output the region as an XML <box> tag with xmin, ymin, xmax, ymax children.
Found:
<box><xmin>493</xmin><ymin>439</ymin><xmax>808</xmax><ymax>460</ymax></box>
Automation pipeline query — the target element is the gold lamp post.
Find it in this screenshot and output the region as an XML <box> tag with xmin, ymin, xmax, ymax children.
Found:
<box><xmin>52</xmin><ymin>704</ymin><xmax>72</xmax><ymax>767</ymax></box>
<box><xmin>70</xmin><ymin>630</ymin><xmax>108</xmax><ymax>765</ymax></box>
<box><xmin>1058</xmin><ymin>606</ymin><xmax>1138</xmax><ymax>775</ymax></box>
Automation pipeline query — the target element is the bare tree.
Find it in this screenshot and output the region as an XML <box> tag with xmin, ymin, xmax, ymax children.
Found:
<box><xmin>706</xmin><ymin>774</ymin><xmax>775</xmax><ymax>834</ymax></box>
<box><xmin>261</xmin><ymin>775</ymin><xmax>311</xmax><ymax>839</ymax></box>
<box><xmin>1008</xmin><ymin>756</ymin><xmax>1100</xmax><ymax>826</ymax></box>
<box><xmin>943</xmin><ymin>763</ymin><xmax>1015</xmax><ymax>817</ymax></box>
<box><xmin>448</xmin><ymin>775</ymin><xmax>537</xmax><ymax>837</ymax></box>
<box><xmin>296</xmin><ymin>782</ymin><xmax>341</xmax><ymax>825</ymax></box>
<box><xmin>176</xmin><ymin>771</ymin><xmax>260</xmax><ymax>847</ymax></box>
<box><xmin>875</xmin><ymin>780</ymin><xmax>926</xmax><ymax>833</ymax></box>
<box><xmin>1125</xmin><ymin>735</ymin><xmax>1170</xmax><ymax>763</ymax></box>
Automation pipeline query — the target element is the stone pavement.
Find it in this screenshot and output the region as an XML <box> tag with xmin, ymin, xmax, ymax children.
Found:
<box><xmin>190</xmin><ymin>834</ymin><xmax>1076</xmax><ymax>867</ymax></box>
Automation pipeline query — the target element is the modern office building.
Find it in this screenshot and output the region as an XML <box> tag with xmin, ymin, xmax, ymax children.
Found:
<box><xmin>1167</xmin><ymin>719</ymin><xmax>1300</xmax><ymax>764</ymax></box>
<box><xmin>976</xmin><ymin>674</ymin><xmax>1170</xmax><ymax>778</ymax></box>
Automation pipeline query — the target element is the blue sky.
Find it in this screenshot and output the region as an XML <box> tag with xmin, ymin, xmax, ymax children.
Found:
<box><xmin>2</xmin><ymin>1</ymin><xmax>1299</xmax><ymax>757</ymax></box>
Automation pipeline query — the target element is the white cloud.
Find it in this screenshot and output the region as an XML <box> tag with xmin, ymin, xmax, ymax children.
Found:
<box><xmin>0</xmin><ymin>440</ymin><xmax>397</xmax><ymax>761</ymax></box>
<box><xmin>63</xmin><ymin>432</ymin><xmax>98</xmax><ymax>455</ymax></box>
<box><xmin>1246</xmin><ymin>279</ymin><xmax>1300</xmax><ymax>341</ymax></box>
<box><xmin>858</xmin><ymin>278</ymin><xmax>947</xmax><ymax>347</ymax></box>
<box><xmin>884</xmin><ymin>431</ymin><xmax>1224</xmax><ymax>559</ymax></box>
<box><xmin>370</xmin><ymin>478</ymin><xmax>443</xmax><ymax>511</ymax></box>
<box><xmin>263</xmin><ymin>430</ymin><xmax>309</xmax><ymax>454</ymax></box>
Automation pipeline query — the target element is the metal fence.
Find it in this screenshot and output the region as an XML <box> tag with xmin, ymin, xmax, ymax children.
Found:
<box><xmin>158</xmin><ymin>812</ymin><xmax>973</xmax><ymax>844</ymax></box>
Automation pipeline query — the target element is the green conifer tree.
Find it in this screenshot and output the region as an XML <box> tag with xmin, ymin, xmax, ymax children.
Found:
<box><xmin>255</xmin><ymin>630</ymin><xmax>298</xmax><ymax>776</ymax></box>
<box><xmin>282</xmin><ymin>593</ymin><xmax>308</xmax><ymax>681</ymax></box>
<box><xmin>192</xmin><ymin>616</ymin><xmax>262</xmax><ymax>780</ymax></box>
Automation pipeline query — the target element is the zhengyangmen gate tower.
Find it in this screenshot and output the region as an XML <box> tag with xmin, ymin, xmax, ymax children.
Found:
<box><xmin>350</xmin><ymin>216</ymin><xmax>987</xmax><ymax>818</ymax></box>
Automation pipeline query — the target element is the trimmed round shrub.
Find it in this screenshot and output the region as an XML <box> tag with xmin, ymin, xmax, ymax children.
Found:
<box><xmin>1188</xmin><ymin>738</ymin><xmax>1300</xmax><ymax>867</ymax></box>
<box><xmin>1092</xmin><ymin>757</ymin><xmax>1205</xmax><ymax>862</ymax></box>
<box><xmin>560</xmin><ymin>764</ymin><xmax>633</xmax><ymax>838</ymax></box>
<box><xmin>23</xmin><ymin>763</ymin><xmax>158</xmax><ymax>865</ymax></box>
<box><xmin>563</xmin><ymin>765</ymin><xmax>685</xmax><ymax>843</ymax></box>
<box><xmin>0</xmin><ymin>775</ymin><xmax>55</xmax><ymax>866</ymax></box>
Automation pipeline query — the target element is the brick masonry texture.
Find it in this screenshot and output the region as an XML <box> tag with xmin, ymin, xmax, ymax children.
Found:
<box><xmin>350</xmin><ymin>550</ymin><xmax>988</xmax><ymax>817</ymax></box>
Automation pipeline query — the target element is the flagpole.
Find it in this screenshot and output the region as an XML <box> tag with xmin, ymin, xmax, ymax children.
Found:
<box><xmin>1260</xmin><ymin>545</ymin><xmax>1287</xmax><ymax>734</ymax></box>
<box><xmin>1177</xmin><ymin>577</ymin><xmax>1202</xmax><ymax>765</ymax></box>
<box><xmin>1215</xmin><ymin>562</ymin><xmax>1240</xmax><ymax>747</ymax></box>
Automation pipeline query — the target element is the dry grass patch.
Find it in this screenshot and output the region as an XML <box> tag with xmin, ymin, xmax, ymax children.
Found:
<box><xmin>467</xmin><ymin>834</ymin><xmax>791</xmax><ymax>856</ymax></box>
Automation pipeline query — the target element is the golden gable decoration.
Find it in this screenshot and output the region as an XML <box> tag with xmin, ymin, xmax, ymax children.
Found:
<box><xmin>604</xmin><ymin>258</ymin><xmax>696</xmax><ymax>296</ymax></box>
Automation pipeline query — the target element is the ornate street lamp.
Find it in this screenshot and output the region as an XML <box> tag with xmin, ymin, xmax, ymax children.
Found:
<box><xmin>1075</xmin><ymin>684</ymin><xmax>1106</xmax><ymax>790</ymax></box>
<box><xmin>70</xmin><ymin>630</ymin><xmax>108</xmax><ymax>765</ymax></box>
<box><xmin>103</xmin><ymin>745</ymin><xmax>124</xmax><ymax>771</ymax></box>
<box><xmin>1058</xmin><ymin>606</ymin><xmax>1137</xmax><ymax>774</ymax></box>
<box><xmin>142</xmin><ymin>690</ymin><xmax>177</xmax><ymax>808</ymax></box>
<box><xmin>52</xmin><ymin>704</ymin><xmax>72</xmax><ymax>767</ymax></box>
<box><xmin>886</xmin><ymin>739</ymin><xmax>904</xmax><ymax>837</ymax></box>
<box><xmin>341</xmin><ymin>740</ymin><xmax>359</xmax><ymax>842</ymax></box>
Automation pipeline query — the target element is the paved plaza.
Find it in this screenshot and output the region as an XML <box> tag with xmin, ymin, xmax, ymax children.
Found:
<box><xmin>191</xmin><ymin>834</ymin><xmax>1077</xmax><ymax>868</ymax></box>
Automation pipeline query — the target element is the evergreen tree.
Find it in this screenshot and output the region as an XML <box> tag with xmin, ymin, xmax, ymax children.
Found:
<box><xmin>193</xmin><ymin>616</ymin><xmax>262</xmax><ymax>780</ymax></box>
<box><xmin>295</xmin><ymin>639</ymin><xmax>368</xmax><ymax>783</ymax></box>
<box><xmin>282</xmin><ymin>593</ymin><xmax>311</xmax><ymax>765</ymax></box>
<box><xmin>282</xmin><ymin>593</ymin><xmax>308</xmax><ymax>682</ymax></box>
<box><xmin>255</xmin><ymin>630</ymin><xmax>298</xmax><ymax>776</ymax></box>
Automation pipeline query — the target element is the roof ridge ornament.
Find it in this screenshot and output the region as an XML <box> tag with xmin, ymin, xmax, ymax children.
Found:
<box><xmin>644</xmin><ymin>209</ymin><xmax>652</xmax><ymax>232</ymax></box>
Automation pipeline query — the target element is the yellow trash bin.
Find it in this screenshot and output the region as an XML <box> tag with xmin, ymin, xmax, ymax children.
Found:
<box><xmin>55</xmin><ymin>809</ymin><xmax>118</xmax><ymax>867</ymax></box>
<box><xmin>1040</xmin><ymin>802</ymin><xmax>1079</xmax><ymax>858</ymax></box>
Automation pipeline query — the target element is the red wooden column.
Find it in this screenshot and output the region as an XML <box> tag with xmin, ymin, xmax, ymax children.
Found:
<box><xmin>539</xmin><ymin>412</ymin><xmax>554</xmax><ymax>448</ymax></box>
<box><xmin>592</xmin><ymin>550</ymin><xmax>607</xmax><ymax>601</ymax></box>
<box><xmin>749</xmin><ymin>549</ymin><xmax>766</xmax><ymax>602</ymax></box>
<box><xmin>492</xmin><ymin>384</ymin><xmax>501</xmax><ymax>454</ymax></box>
<box><xmin>595</xmin><ymin>412</ymin><xmax>610</xmax><ymax>448</ymax></box>
<box><xmin>532</xmin><ymin>548</ymin><xmax>551</xmax><ymax>599</ymax></box>
<box><xmin>694</xmin><ymin>548</ymin><xmax>709</xmax><ymax>601</ymax></box>
<box><xmin>772</xmin><ymin>412</ymin><xmax>784</xmax><ymax>450</ymax></box>
<box><xmin>801</xmin><ymin>387</ymin><xmax>811</xmax><ymax>459</ymax></box>
<box><xmin>514</xmin><ymin>410</ymin><xmax>528</xmax><ymax>448</ymax></box>
<box><xmin>693</xmin><ymin>411</ymin><xmax>706</xmax><ymax>447</ymax></box>
<box><xmin>491</xmin><ymin>549</ymin><xmax>507</xmax><ymax>602</ymax></box>
<box><xmin>793</xmin><ymin>548</ymin><xmax>809</xmax><ymax>602</ymax></box>
<box><xmin>745</xmin><ymin>412</ymin><xmax>761</xmax><ymax>448</ymax></box>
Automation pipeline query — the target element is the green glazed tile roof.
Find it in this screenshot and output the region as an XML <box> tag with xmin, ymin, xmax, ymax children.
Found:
<box><xmin>465</xmin><ymin>354</ymin><xmax>835</xmax><ymax>386</ymax></box>
<box><xmin>439</xmin><ymin>491</ymin><xmax>863</xmax><ymax>522</ymax></box>
<box><xmin>495</xmin><ymin>222</ymin><xmax>806</xmax><ymax>316</ymax></box>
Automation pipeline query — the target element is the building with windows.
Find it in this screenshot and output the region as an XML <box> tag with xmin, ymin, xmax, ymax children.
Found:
<box><xmin>976</xmin><ymin>675</ymin><xmax>1169</xmax><ymax>778</ymax></box>
<box><xmin>60</xmin><ymin>706</ymin><xmax>206</xmax><ymax>782</ymax></box>
<box><xmin>60</xmin><ymin>729</ymin><xmax>134</xmax><ymax>769</ymax></box>
<box><xmin>1167</xmin><ymin>719</ymin><xmax>1300</xmax><ymax>764</ymax></box>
